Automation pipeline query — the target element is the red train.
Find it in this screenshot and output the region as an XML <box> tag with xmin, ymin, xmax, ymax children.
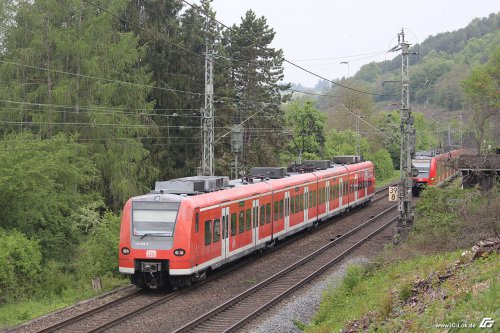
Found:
<box><xmin>412</xmin><ymin>149</ymin><xmax>461</xmax><ymax>196</ymax></box>
<box><xmin>119</xmin><ymin>157</ymin><xmax>375</xmax><ymax>289</ymax></box>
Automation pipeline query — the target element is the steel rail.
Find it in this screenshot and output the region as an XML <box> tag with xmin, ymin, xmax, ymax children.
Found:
<box><xmin>29</xmin><ymin>184</ymin><xmax>395</xmax><ymax>333</ymax></box>
<box><xmin>174</xmin><ymin>204</ymin><xmax>398</xmax><ymax>332</ymax></box>
<box><xmin>35</xmin><ymin>290</ymin><xmax>141</xmax><ymax>333</ymax></box>
<box><xmin>226</xmin><ymin>215</ymin><xmax>398</xmax><ymax>333</ymax></box>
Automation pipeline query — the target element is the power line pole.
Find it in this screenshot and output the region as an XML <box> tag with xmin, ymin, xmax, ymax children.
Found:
<box><xmin>355</xmin><ymin>112</ymin><xmax>361</xmax><ymax>156</ymax></box>
<box><xmin>390</xmin><ymin>29</ymin><xmax>416</xmax><ymax>229</ymax></box>
<box><xmin>201</xmin><ymin>37</ymin><xmax>214</xmax><ymax>176</ymax></box>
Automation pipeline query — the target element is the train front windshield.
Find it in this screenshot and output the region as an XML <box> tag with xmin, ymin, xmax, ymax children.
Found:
<box><xmin>412</xmin><ymin>160</ymin><xmax>431</xmax><ymax>178</ymax></box>
<box><xmin>132</xmin><ymin>201</ymin><xmax>179</xmax><ymax>239</ymax></box>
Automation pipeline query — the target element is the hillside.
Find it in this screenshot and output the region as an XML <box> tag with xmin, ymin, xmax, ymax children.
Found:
<box><xmin>353</xmin><ymin>12</ymin><xmax>499</xmax><ymax>111</ymax></box>
<box><xmin>306</xmin><ymin>183</ymin><xmax>500</xmax><ymax>332</ymax></box>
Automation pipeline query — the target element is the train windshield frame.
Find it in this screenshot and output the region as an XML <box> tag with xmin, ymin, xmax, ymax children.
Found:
<box><xmin>412</xmin><ymin>160</ymin><xmax>431</xmax><ymax>178</ymax></box>
<box><xmin>132</xmin><ymin>201</ymin><xmax>180</xmax><ymax>238</ymax></box>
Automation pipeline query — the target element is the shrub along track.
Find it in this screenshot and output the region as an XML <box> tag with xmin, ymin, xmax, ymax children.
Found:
<box><xmin>11</xmin><ymin>185</ymin><xmax>395</xmax><ymax>333</ymax></box>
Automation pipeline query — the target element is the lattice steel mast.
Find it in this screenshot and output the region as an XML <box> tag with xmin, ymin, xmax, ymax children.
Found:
<box><xmin>201</xmin><ymin>37</ymin><xmax>214</xmax><ymax>176</ymax></box>
<box><xmin>391</xmin><ymin>29</ymin><xmax>416</xmax><ymax>226</ymax></box>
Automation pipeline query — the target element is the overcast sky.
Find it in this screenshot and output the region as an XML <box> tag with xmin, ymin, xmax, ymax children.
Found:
<box><xmin>208</xmin><ymin>0</ymin><xmax>498</xmax><ymax>87</ymax></box>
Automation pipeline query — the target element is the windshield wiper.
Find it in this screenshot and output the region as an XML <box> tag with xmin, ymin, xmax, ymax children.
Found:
<box><xmin>140</xmin><ymin>232</ymin><xmax>170</xmax><ymax>239</ymax></box>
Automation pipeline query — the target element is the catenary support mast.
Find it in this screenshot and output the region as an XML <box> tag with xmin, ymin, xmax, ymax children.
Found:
<box><xmin>391</xmin><ymin>29</ymin><xmax>416</xmax><ymax>227</ymax></box>
<box><xmin>201</xmin><ymin>40</ymin><xmax>214</xmax><ymax>176</ymax></box>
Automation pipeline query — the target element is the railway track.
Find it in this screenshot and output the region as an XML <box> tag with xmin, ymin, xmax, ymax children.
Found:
<box><xmin>174</xmin><ymin>204</ymin><xmax>398</xmax><ymax>333</ymax></box>
<box><xmin>21</xmin><ymin>185</ymin><xmax>395</xmax><ymax>333</ymax></box>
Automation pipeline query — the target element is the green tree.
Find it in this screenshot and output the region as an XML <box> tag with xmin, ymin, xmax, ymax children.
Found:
<box><xmin>223</xmin><ymin>10</ymin><xmax>290</xmax><ymax>168</ymax></box>
<box><xmin>0</xmin><ymin>133</ymin><xmax>97</xmax><ymax>261</ymax></box>
<box><xmin>324</xmin><ymin>129</ymin><xmax>369</xmax><ymax>158</ymax></box>
<box><xmin>461</xmin><ymin>49</ymin><xmax>499</xmax><ymax>153</ymax></box>
<box><xmin>281</xmin><ymin>101</ymin><xmax>326</xmax><ymax>164</ymax></box>
<box><xmin>0</xmin><ymin>0</ymin><xmax>158</xmax><ymax>210</ymax></box>
<box><xmin>365</xmin><ymin>148</ymin><xmax>394</xmax><ymax>181</ymax></box>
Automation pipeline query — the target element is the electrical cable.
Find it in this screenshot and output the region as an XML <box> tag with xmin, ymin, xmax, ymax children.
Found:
<box><xmin>180</xmin><ymin>0</ymin><xmax>397</xmax><ymax>98</ymax></box>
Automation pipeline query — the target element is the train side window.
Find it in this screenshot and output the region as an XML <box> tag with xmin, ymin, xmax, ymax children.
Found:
<box><xmin>231</xmin><ymin>213</ymin><xmax>237</xmax><ymax>236</ymax></box>
<box><xmin>266</xmin><ymin>203</ymin><xmax>271</xmax><ymax>223</ymax></box>
<box><xmin>239</xmin><ymin>211</ymin><xmax>245</xmax><ymax>233</ymax></box>
<box><xmin>213</xmin><ymin>218</ymin><xmax>220</xmax><ymax>242</ymax></box>
<box><xmin>295</xmin><ymin>195</ymin><xmax>300</xmax><ymax>213</ymax></box>
<box><xmin>260</xmin><ymin>205</ymin><xmax>265</xmax><ymax>225</ymax></box>
<box><xmin>300</xmin><ymin>194</ymin><xmax>304</xmax><ymax>211</ymax></box>
<box><xmin>204</xmin><ymin>220</ymin><xmax>212</xmax><ymax>245</ymax></box>
<box><xmin>196</xmin><ymin>213</ymin><xmax>199</xmax><ymax>233</ymax></box>
<box><xmin>313</xmin><ymin>190</ymin><xmax>317</xmax><ymax>206</ymax></box>
<box><xmin>291</xmin><ymin>195</ymin><xmax>295</xmax><ymax>214</ymax></box>
<box><xmin>279</xmin><ymin>199</ymin><xmax>284</xmax><ymax>219</ymax></box>
<box><xmin>246</xmin><ymin>209</ymin><xmax>251</xmax><ymax>230</ymax></box>
<box><xmin>274</xmin><ymin>201</ymin><xmax>279</xmax><ymax>220</ymax></box>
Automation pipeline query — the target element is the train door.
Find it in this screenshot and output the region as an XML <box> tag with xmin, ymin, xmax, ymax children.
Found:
<box><xmin>364</xmin><ymin>170</ymin><xmax>369</xmax><ymax>197</ymax></box>
<box><xmin>284</xmin><ymin>191</ymin><xmax>290</xmax><ymax>233</ymax></box>
<box><xmin>252</xmin><ymin>199</ymin><xmax>259</xmax><ymax>246</ymax></box>
<box><xmin>339</xmin><ymin>178</ymin><xmax>343</xmax><ymax>207</ymax></box>
<box><xmin>304</xmin><ymin>187</ymin><xmax>309</xmax><ymax>223</ymax></box>
<box><xmin>326</xmin><ymin>181</ymin><xmax>330</xmax><ymax>213</ymax></box>
<box><xmin>221</xmin><ymin>207</ymin><xmax>229</xmax><ymax>260</ymax></box>
<box><xmin>354</xmin><ymin>174</ymin><xmax>358</xmax><ymax>202</ymax></box>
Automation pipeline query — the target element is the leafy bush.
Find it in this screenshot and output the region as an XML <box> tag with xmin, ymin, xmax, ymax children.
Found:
<box><xmin>0</xmin><ymin>229</ymin><xmax>42</xmax><ymax>303</ymax></box>
<box><xmin>366</xmin><ymin>148</ymin><xmax>394</xmax><ymax>181</ymax></box>
<box><xmin>75</xmin><ymin>211</ymin><xmax>122</xmax><ymax>279</ymax></box>
<box><xmin>411</xmin><ymin>182</ymin><xmax>499</xmax><ymax>251</ymax></box>
<box><xmin>0</xmin><ymin>133</ymin><xmax>98</xmax><ymax>261</ymax></box>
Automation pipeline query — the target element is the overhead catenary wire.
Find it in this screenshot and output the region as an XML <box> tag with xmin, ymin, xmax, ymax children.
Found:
<box><xmin>0</xmin><ymin>120</ymin><xmax>287</xmax><ymax>131</ymax></box>
<box><xmin>291</xmin><ymin>51</ymin><xmax>390</xmax><ymax>66</ymax></box>
<box><xmin>287</xmin><ymin>88</ymin><xmax>392</xmax><ymax>140</ymax></box>
<box><xmin>1</xmin><ymin>0</ymin><xmax>394</xmax><ymax>154</ymax></box>
<box><xmin>180</xmin><ymin>0</ymin><xmax>397</xmax><ymax>98</ymax></box>
<box><xmin>289</xmin><ymin>50</ymin><xmax>390</xmax><ymax>62</ymax></box>
<box><xmin>0</xmin><ymin>60</ymin><xmax>206</xmax><ymax>97</ymax></box>
<box><xmin>0</xmin><ymin>99</ymin><xmax>285</xmax><ymax>120</ymax></box>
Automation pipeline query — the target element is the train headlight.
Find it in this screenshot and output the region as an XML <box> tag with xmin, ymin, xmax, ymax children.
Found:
<box><xmin>173</xmin><ymin>249</ymin><xmax>186</xmax><ymax>256</ymax></box>
<box><xmin>121</xmin><ymin>247</ymin><xmax>130</xmax><ymax>255</ymax></box>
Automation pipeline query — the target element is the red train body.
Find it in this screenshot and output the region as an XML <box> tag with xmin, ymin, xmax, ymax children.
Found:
<box><xmin>119</xmin><ymin>160</ymin><xmax>375</xmax><ymax>289</ymax></box>
<box><xmin>412</xmin><ymin>149</ymin><xmax>461</xmax><ymax>195</ymax></box>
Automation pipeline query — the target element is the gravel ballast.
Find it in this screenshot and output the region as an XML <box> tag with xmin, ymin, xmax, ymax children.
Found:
<box><xmin>246</xmin><ymin>257</ymin><xmax>371</xmax><ymax>333</ymax></box>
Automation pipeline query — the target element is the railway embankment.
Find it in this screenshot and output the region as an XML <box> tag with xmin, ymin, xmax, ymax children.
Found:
<box><xmin>305</xmin><ymin>182</ymin><xmax>499</xmax><ymax>332</ymax></box>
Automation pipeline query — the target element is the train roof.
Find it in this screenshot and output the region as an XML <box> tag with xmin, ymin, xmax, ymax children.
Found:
<box><xmin>131</xmin><ymin>159</ymin><xmax>374</xmax><ymax>209</ymax></box>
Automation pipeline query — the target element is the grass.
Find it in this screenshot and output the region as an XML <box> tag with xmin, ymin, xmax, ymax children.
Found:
<box><xmin>306</xmin><ymin>184</ymin><xmax>499</xmax><ymax>332</ymax></box>
<box><xmin>376</xmin><ymin>170</ymin><xmax>400</xmax><ymax>188</ymax></box>
<box><xmin>0</xmin><ymin>276</ymin><xmax>128</xmax><ymax>329</ymax></box>
<box><xmin>306</xmin><ymin>252</ymin><xmax>499</xmax><ymax>332</ymax></box>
